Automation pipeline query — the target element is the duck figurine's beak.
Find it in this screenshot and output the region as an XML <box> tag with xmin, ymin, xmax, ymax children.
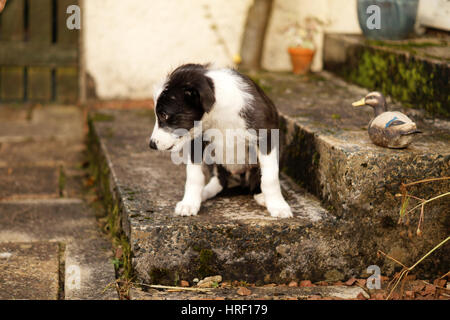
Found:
<box><xmin>352</xmin><ymin>98</ymin><xmax>366</xmax><ymax>107</ymax></box>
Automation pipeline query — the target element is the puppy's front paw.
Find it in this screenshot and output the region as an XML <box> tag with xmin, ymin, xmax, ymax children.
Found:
<box><xmin>175</xmin><ymin>200</ymin><xmax>200</xmax><ymax>216</ymax></box>
<box><xmin>267</xmin><ymin>200</ymin><xmax>293</xmax><ymax>218</ymax></box>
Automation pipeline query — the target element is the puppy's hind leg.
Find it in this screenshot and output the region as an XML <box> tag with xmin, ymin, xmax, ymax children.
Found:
<box><xmin>201</xmin><ymin>165</ymin><xmax>228</xmax><ymax>202</ymax></box>
<box><xmin>201</xmin><ymin>176</ymin><xmax>223</xmax><ymax>201</ymax></box>
<box><xmin>253</xmin><ymin>193</ymin><xmax>266</xmax><ymax>207</ymax></box>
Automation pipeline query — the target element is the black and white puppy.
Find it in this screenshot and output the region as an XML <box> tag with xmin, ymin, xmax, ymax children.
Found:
<box><xmin>149</xmin><ymin>64</ymin><xmax>292</xmax><ymax>218</ymax></box>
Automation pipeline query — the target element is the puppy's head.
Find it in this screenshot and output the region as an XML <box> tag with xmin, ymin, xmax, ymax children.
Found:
<box><xmin>149</xmin><ymin>64</ymin><xmax>215</xmax><ymax>152</ymax></box>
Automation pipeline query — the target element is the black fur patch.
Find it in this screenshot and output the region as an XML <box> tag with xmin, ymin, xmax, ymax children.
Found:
<box><xmin>155</xmin><ymin>64</ymin><xmax>215</xmax><ymax>131</ymax></box>
<box><xmin>235</xmin><ymin>72</ymin><xmax>279</xmax><ymax>154</ymax></box>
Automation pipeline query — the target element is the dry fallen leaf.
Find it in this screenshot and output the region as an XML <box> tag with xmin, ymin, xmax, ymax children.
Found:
<box><xmin>345</xmin><ymin>278</ymin><xmax>357</xmax><ymax>286</ymax></box>
<box><xmin>236</xmin><ymin>287</ymin><xmax>252</xmax><ymax>296</ymax></box>
<box><xmin>300</xmin><ymin>280</ymin><xmax>313</xmax><ymax>287</ymax></box>
<box><xmin>434</xmin><ymin>279</ymin><xmax>446</xmax><ymax>288</ymax></box>
<box><xmin>423</xmin><ymin>284</ymin><xmax>436</xmax><ymax>296</ymax></box>
<box><xmin>0</xmin><ymin>0</ymin><xmax>6</xmax><ymax>13</ymax></box>
<box><xmin>412</xmin><ymin>283</ymin><xmax>425</xmax><ymax>292</ymax></box>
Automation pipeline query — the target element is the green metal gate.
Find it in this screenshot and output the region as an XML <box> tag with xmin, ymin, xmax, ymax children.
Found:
<box><xmin>0</xmin><ymin>0</ymin><xmax>79</xmax><ymax>103</ymax></box>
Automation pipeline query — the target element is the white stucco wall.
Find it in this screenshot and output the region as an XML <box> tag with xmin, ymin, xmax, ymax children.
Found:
<box><xmin>262</xmin><ymin>0</ymin><xmax>361</xmax><ymax>72</ymax></box>
<box><xmin>84</xmin><ymin>0</ymin><xmax>252</xmax><ymax>99</ymax></box>
<box><xmin>83</xmin><ymin>0</ymin><xmax>443</xmax><ymax>99</ymax></box>
<box><xmin>84</xmin><ymin>0</ymin><xmax>361</xmax><ymax>99</ymax></box>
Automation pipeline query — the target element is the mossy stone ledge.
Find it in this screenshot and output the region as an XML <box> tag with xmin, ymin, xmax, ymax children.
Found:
<box><xmin>324</xmin><ymin>34</ymin><xmax>449</xmax><ymax>118</ymax></box>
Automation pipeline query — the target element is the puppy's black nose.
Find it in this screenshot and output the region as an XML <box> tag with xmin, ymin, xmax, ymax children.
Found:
<box><xmin>149</xmin><ymin>140</ymin><xmax>157</xmax><ymax>150</ymax></box>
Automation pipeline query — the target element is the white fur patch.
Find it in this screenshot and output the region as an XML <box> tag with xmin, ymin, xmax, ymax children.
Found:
<box><xmin>203</xmin><ymin>69</ymin><xmax>253</xmax><ymax>132</ymax></box>
<box><xmin>150</xmin><ymin>120</ymin><xmax>179</xmax><ymax>151</ymax></box>
<box><xmin>202</xmin><ymin>69</ymin><xmax>257</xmax><ymax>172</ymax></box>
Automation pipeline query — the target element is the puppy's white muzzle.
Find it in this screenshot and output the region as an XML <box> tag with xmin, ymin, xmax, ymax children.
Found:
<box><xmin>149</xmin><ymin>120</ymin><xmax>191</xmax><ymax>152</ymax></box>
<box><xmin>149</xmin><ymin>120</ymin><xmax>177</xmax><ymax>151</ymax></box>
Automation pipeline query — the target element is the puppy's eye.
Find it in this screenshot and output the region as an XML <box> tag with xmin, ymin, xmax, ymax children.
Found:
<box><xmin>160</xmin><ymin>112</ymin><xmax>169</xmax><ymax>121</ymax></box>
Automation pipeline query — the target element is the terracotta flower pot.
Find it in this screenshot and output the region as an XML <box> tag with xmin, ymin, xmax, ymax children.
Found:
<box><xmin>288</xmin><ymin>47</ymin><xmax>315</xmax><ymax>75</ymax></box>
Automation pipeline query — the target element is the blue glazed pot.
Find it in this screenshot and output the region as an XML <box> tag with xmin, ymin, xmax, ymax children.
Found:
<box><xmin>357</xmin><ymin>0</ymin><xmax>419</xmax><ymax>40</ymax></box>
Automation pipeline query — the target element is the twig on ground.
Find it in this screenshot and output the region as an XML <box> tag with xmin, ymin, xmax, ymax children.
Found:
<box><xmin>137</xmin><ymin>283</ymin><xmax>213</xmax><ymax>292</ymax></box>
<box><xmin>398</xmin><ymin>176</ymin><xmax>449</xmax><ymax>235</ymax></box>
<box><xmin>379</xmin><ymin>236</ymin><xmax>450</xmax><ymax>300</ymax></box>
<box><xmin>402</xmin><ymin>177</ymin><xmax>450</xmax><ymax>188</ymax></box>
<box><xmin>377</xmin><ymin>250</ymin><xmax>408</xmax><ymax>269</ymax></box>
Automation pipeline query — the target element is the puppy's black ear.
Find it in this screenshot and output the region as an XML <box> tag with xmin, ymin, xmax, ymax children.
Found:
<box><xmin>183</xmin><ymin>77</ymin><xmax>215</xmax><ymax>113</ymax></box>
<box><xmin>199</xmin><ymin>77</ymin><xmax>215</xmax><ymax>113</ymax></box>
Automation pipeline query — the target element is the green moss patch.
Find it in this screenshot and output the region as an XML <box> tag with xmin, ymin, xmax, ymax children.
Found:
<box><xmin>334</xmin><ymin>45</ymin><xmax>449</xmax><ymax>118</ymax></box>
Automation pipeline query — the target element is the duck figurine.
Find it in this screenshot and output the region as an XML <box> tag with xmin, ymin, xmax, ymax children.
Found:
<box><xmin>352</xmin><ymin>92</ymin><xmax>422</xmax><ymax>149</ymax></box>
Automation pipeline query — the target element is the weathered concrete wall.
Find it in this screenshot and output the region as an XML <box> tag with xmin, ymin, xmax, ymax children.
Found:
<box><xmin>83</xmin><ymin>0</ymin><xmax>446</xmax><ymax>99</ymax></box>
<box><xmin>83</xmin><ymin>0</ymin><xmax>362</xmax><ymax>99</ymax></box>
<box><xmin>262</xmin><ymin>0</ymin><xmax>361</xmax><ymax>72</ymax></box>
<box><xmin>83</xmin><ymin>0</ymin><xmax>252</xmax><ymax>99</ymax></box>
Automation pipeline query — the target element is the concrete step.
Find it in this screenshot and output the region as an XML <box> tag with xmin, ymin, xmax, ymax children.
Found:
<box><xmin>130</xmin><ymin>284</ymin><xmax>369</xmax><ymax>300</ymax></box>
<box><xmin>0</xmin><ymin>242</ymin><xmax>60</xmax><ymax>300</ymax></box>
<box><xmin>253</xmin><ymin>71</ymin><xmax>449</xmax><ymax>218</ymax></box>
<box><xmin>88</xmin><ymin>107</ymin><xmax>448</xmax><ymax>285</ymax></box>
<box><xmin>323</xmin><ymin>34</ymin><xmax>449</xmax><ymax>118</ymax></box>
<box><xmin>88</xmin><ymin>109</ymin><xmax>342</xmax><ymax>284</ymax></box>
<box><xmin>0</xmin><ymin>199</ymin><xmax>117</xmax><ymax>300</ymax></box>
<box><xmin>0</xmin><ymin>105</ymin><xmax>84</xmax><ymax>143</ymax></box>
<box><xmin>0</xmin><ymin>105</ymin><xmax>117</xmax><ymax>300</ymax></box>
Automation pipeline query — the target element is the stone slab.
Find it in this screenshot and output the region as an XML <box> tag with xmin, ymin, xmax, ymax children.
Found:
<box><xmin>0</xmin><ymin>166</ymin><xmax>59</xmax><ymax>200</ymax></box>
<box><xmin>0</xmin><ymin>200</ymin><xmax>118</xmax><ymax>299</ymax></box>
<box><xmin>0</xmin><ymin>105</ymin><xmax>31</xmax><ymax>122</ymax></box>
<box><xmin>0</xmin><ymin>140</ymin><xmax>85</xmax><ymax>167</ymax></box>
<box><xmin>65</xmin><ymin>239</ymin><xmax>117</xmax><ymax>300</ymax></box>
<box><xmin>130</xmin><ymin>285</ymin><xmax>369</xmax><ymax>300</ymax></box>
<box><xmin>89</xmin><ymin>110</ymin><xmax>366</xmax><ymax>284</ymax></box>
<box><xmin>0</xmin><ymin>199</ymin><xmax>97</xmax><ymax>242</ymax></box>
<box><xmin>0</xmin><ymin>242</ymin><xmax>60</xmax><ymax>300</ymax></box>
<box><xmin>0</xmin><ymin>104</ymin><xmax>118</xmax><ymax>300</ymax></box>
<box><xmin>0</xmin><ymin>105</ymin><xmax>84</xmax><ymax>143</ymax></box>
